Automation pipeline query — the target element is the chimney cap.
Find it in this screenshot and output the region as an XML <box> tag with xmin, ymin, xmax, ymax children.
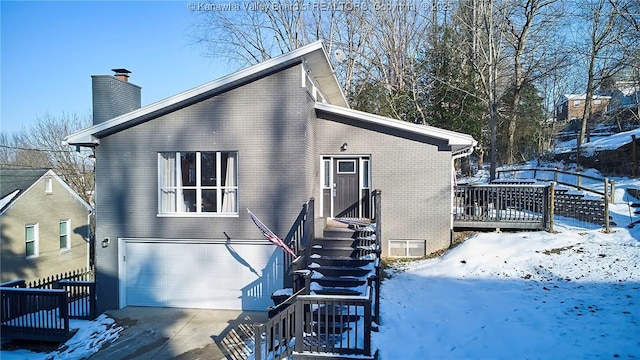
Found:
<box><xmin>111</xmin><ymin>68</ymin><xmax>131</xmax><ymax>75</ymax></box>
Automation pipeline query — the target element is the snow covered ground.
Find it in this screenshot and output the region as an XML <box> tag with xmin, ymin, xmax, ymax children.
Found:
<box><xmin>0</xmin><ymin>314</ymin><xmax>123</xmax><ymax>360</ymax></box>
<box><xmin>374</xmin><ymin>223</ymin><xmax>640</xmax><ymax>359</ymax></box>
<box><xmin>2</xmin><ymin>168</ymin><xmax>639</xmax><ymax>359</ymax></box>
<box><xmin>373</xmin><ymin>171</ymin><xmax>640</xmax><ymax>359</ymax></box>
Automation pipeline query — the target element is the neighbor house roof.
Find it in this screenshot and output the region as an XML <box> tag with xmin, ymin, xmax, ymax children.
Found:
<box><xmin>0</xmin><ymin>169</ymin><xmax>91</xmax><ymax>215</ymax></box>
<box><xmin>315</xmin><ymin>103</ymin><xmax>477</xmax><ymax>153</ymax></box>
<box><xmin>0</xmin><ymin>169</ymin><xmax>49</xmax><ymax>200</ymax></box>
<box><xmin>65</xmin><ymin>41</ymin><xmax>346</xmax><ymax>146</ymax></box>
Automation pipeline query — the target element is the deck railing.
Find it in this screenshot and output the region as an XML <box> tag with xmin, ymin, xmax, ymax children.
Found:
<box><xmin>254</xmin><ymin>288</ymin><xmax>374</xmax><ymax>359</ymax></box>
<box><xmin>496</xmin><ymin>168</ymin><xmax>615</xmax><ymax>203</ymax></box>
<box><xmin>454</xmin><ymin>184</ymin><xmax>550</xmax><ymax>230</ymax></box>
<box><xmin>283</xmin><ymin>198</ymin><xmax>315</xmax><ymax>289</ymax></box>
<box><xmin>0</xmin><ymin>287</ymin><xmax>70</xmax><ymax>342</ymax></box>
<box><xmin>256</xmin><ymin>191</ymin><xmax>382</xmax><ymax>359</ymax></box>
<box><xmin>1</xmin><ymin>274</ymin><xmax>97</xmax><ymax>342</ymax></box>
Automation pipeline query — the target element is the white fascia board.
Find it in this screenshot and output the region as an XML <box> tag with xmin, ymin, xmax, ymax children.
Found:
<box><xmin>0</xmin><ymin>170</ymin><xmax>91</xmax><ymax>216</ymax></box>
<box><xmin>66</xmin><ymin>41</ymin><xmax>333</xmax><ymax>146</ymax></box>
<box><xmin>315</xmin><ymin>103</ymin><xmax>477</xmax><ymax>148</ymax></box>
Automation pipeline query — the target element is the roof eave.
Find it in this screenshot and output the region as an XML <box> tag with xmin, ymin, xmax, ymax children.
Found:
<box><xmin>65</xmin><ymin>40</ymin><xmax>347</xmax><ymax>146</ymax></box>
<box><xmin>315</xmin><ymin>103</ymin><xmax>477</xmax><ymax>150</ymax></box>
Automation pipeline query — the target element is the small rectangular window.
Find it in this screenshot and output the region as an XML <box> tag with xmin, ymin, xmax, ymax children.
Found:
<box><xmin>337</xmin><ymin>160</ymin><xmax>356</xmax><ymax>174</ymax></box>
<box><xmin>25</xmin><ymin>224</ymin><xmax>38</xmax><ymax>258</ymax></box>
<box><xmin>389</xmin><ymin>240</ymin><xmax>426</xmax><ymax>258</ymax></box>
<box><xmin>45</xmin><ymin>178</ymin><xmax>53</xmax><ymax>194</ymax></box>
<box><xmin>60</xmin><ymin>220</ymin><xmax>70</xmax><ymax>250</ymax></box>
<box><xmin>323</xmin><ymin>159</ymin><xmax>331</xmax><ymax>188</ymax></box>
<box><xmin>573</xmin><ymin>100</ymin><xmax>581</xmax><ymax>107</ymax></box>
<box><xmin>362</xmin><ymin>159</ymin><xmax>370</xmax><ymax>188</ymax></box>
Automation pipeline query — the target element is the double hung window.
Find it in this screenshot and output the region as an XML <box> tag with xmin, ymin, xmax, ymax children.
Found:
<box><xmin>60</xmin><ymin>220</ymin><xmax>70</xmax><ymax>250</ymax></box>
<box><xmin>25</xmin><ymin>223</ymin><xmax>38</xmax><ymax>258</ymax></box>
<box><xmin>159</xmin><ymin>151</ymin><xmax>238</xmax><ymax>215</ymax></box>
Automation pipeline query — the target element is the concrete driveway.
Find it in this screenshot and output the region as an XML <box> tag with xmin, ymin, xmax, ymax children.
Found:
<box><xmin>89</xmin><ymin>307</ymin><xmax>268</xmax><ymax>360</ymax></box>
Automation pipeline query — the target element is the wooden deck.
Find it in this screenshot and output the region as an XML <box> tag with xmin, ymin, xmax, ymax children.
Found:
<box><xmin>454</xmin><ymin>184</ymin><xmax>550</xmax><ymax>230</ymax></box>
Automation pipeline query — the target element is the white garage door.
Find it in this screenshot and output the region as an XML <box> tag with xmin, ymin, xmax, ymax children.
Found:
<box><xmin>120</xmin><ymin>240</ymin><xmax>283</xmax><ymax>311</ymax></box>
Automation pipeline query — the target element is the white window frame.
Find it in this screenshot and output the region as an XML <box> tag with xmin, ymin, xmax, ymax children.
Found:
<box><xmin>158</xmin><ymin>151</ymin><xmax>239</xmax><ymax>217</ymax></box>
<box><xmin>336</xmin><ymin>160</ymin><xmax>357</xmax><ymax>174</ymax></box>
<box><xmin>25</xmin><ymin>223</ymin><xmax>39</xmax><ymax>259</ymax></box>
<box><xmin>45</xmin><ymin>178</ymin><xmax>53</xmax><ymax>194</ymax></box>
<box><xmin>388</xmin><ymin>239</ymin><xmax>426</xmax><ymax>258</ymax></box>
<box><xmin>60</xmin><ymin>219</ymin><xmax>71</xmax><ymax>251</ymax></box>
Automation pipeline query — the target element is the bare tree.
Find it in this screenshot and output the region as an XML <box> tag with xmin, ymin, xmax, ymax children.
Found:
<box><xmin>0</xmin><ymin>113</ymin><xmax>94</xmax><ymax>204</ymax></box>
<box><xmin>503</xmin><ymin>0</ymin><xmax>561</xmax><ymax>164</ymax></box>
<box><xmin>191</xmin><ymin>0</ymin><xmax>434</xmax><ymax>121</ymax></box>
<box><xmin>574</xmin><ymin>0</ymin><xmax>625</xmax><ymax>168</ymax></box>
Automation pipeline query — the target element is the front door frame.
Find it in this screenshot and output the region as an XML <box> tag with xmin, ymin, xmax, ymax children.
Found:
<box><xmin>320</xmin><ymin>155</ymin><xmax>371</xmax><ymax>219</ymax></box>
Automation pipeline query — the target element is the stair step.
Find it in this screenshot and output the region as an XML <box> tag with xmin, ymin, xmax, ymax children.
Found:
<box><xmin>310</xmin><ymin>266</ymin><xmax>372</xmax><ymax>278</ymax></box>
<box><xmin>313</xmin><ymin>288</ymin><xmax>362</xmax><ymax>296</ymax></box>
<box><xmin>313</xmin><ymin>277</ymin><xmax>367</xmax><ymax>288</ymax></box>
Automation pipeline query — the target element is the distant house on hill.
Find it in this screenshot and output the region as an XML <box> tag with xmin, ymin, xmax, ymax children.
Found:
<box><xmin>0</xmin><ymin>169</ymin><xmax>93</xmax><ymax>283</ymax></box>
<box><xmin>556</xmin><ymin>94</ymin><xmax>611</xmax><ymax>123</ymax></box>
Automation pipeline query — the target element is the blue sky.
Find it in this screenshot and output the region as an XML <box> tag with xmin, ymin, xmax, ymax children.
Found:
<box><xmin>1</xmin><ymin>1</ymin><xmax>233</xmax><ymax>135</ymax></box>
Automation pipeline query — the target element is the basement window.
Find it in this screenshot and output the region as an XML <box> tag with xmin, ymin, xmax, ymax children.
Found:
<box><xmin>389</xmin><ymin>239</ymin><xmax>426</xmax><ymax>258</ymax></box>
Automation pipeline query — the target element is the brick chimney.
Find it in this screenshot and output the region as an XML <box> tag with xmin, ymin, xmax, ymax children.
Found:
<box><xmin>112</xmin><ymin>68</ymin><xmax>131</xmax><ymax>82</ymax></box>
<box><xmin>92</xmin><ymin>68</ymin><xmax>141</xmax><ymax>125</ymax></box>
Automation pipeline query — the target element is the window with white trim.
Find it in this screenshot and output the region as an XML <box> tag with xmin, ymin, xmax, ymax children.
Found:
<box><xmin>60</xmin><ymin>219</ymin><xmax>70</xmax><ymax>250</ymax></box>
<box><xmin>45</xmin><ymin>178</ymin><xmax>53</xmax><ymax>194</ymax></box>
<box><xmin>158</xmin><ymin>151</ymin><xmax>238</xmax><ymax>215</ymax></box>
<box><xmin>25</xmin><ymin>223</ymin><xmax>38</xmax><ymax>258</ymax></box>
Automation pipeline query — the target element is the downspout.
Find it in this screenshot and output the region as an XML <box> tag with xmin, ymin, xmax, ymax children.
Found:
<box><xmin>450</xmin><ymin>145</ymin><xmax>475</xmax><ymax>245</ymax></box>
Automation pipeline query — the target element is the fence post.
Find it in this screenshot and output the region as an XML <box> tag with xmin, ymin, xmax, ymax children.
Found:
<box><xmin>633</xmin><ymin>134</ymin><xmax>637</xmax><ymax>178</ymax></box>
<box><xmin>609</xmin><ymin>180</ymin><xmax>615</xmax><ymax>203</ymax></box>
<box><xmin>604</xmin><ymin>178</ymin><xmax>610</xmax><ymax>233</ymax></box>
<box><xmin>294</xmin><ymin>301</ymin><xmax>304</xmax><ymax>353</ymax></box>
<box><xmin>577</xmin><ymin>172</ymin><xmax>582</xmax><ymax>190</ymax></box>
<box><xmin>254</xmin><ymin>324</ymin><xmax>263</xmax><ymax>360</ymax></box>
<box><xmin>548</xmin><ymin>182</ymin><xmax>555</xmax><ymax>233</ymax></box>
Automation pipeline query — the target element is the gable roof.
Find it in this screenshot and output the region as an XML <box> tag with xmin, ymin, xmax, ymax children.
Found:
<box><xmin>0</xmin><ymin>169</ymin><xmax>49</xmax><ymax>199</ymax></box>
<box><xmin>65</xmin><ymin>41</ymin><xmax>346</xmax><ymax>146</ymax></box>
<box><xmin>315</xmin><ymin>103</ymin><xmax>477</xmax><ymax>153</ymax></box>
<box><xmin>0</xmin><ymin>169</ymin><xmax>91</xmax><ymax>215</ymax></box>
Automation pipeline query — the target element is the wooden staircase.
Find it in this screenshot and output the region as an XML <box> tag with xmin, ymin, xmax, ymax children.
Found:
<box><xmin>253</xmin><ymin>192</ymin><xmax>382</xmax><ymax>360</ymax></box>
<box><xmin>308</xmin><ymin>219</ymin><xmax>378</xmax><ymax>297</ymax></box>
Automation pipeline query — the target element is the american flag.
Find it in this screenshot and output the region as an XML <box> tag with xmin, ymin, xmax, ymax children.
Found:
<box><xmin>247</xmin><ymin>209</ymin><xmax>296</xmax><ymax>257</ymax></box>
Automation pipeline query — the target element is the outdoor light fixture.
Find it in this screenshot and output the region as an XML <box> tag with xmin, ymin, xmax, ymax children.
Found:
<box><xmin>102</xmin><ymin>237</ymin><xmax>110</xmax><ymax>248</ymax></box>
<box><xmin>340</xmin><ymin>142</ymin><xmax>348</xmax><ymax>152</ymax></box>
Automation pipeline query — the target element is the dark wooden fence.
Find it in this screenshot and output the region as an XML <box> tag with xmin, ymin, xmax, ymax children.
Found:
<box><xmin>553</xmin><ymin>190</ymin><xmax>607</xmax><ymax>225</ymax></box>
<box><xmin>1</xmin><ymin>287</ymin><xmax>70</xmax><ymax>342</ymax></box>
<box><xmin>454</xmin><ymin>183</ymin><xmax>610</xmax><ymax>231</ymax></box>
<box><xmin>27</xmin><ymin>267</ymin><xmax>94</xmax><ymax>289</ymax></box>
<box><xmin>254</xmin><ymin>289</ymin><xmax>374</xmax><ymax>359</ymax></box>
<box><xmin>454</xmin><ymin>184</ymin><xmax>550</xmax><ymax>230</ymax></box>
<box><xmin>0</xmin><ymin>268</ymin><xmax>97</xmax><ymax>342</ymax></box>
<box><xmin>496</xmin><ymin>168</ymin><xmax>615</xmax><ymax>203</ymax></box>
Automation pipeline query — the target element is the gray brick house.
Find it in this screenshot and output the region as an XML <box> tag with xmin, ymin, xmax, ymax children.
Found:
<box><xmin>65</xmin><ymin>41</ymin><xmax>476</xmax><ymax>313</ymax></box>
<box><xmin>1</xmin><ymin>169</ymin><xmax>92</xmax><ymax>283</ymax></box>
